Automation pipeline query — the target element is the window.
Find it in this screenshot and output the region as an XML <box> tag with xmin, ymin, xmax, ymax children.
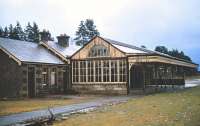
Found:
<box><xmin>80</xmin><ymin>61</ymin><xmax>86</xmax><ymax>82</ymax></box>
<box><xmin>95</xmin><ymin>60</ymin><xmax>102</xmax><ymax>82</ymax></box>
<box><xmin>89</xmin><ymin>45</ymin><xmax>109</xmax><ymax>57</ymax></box>
<box><xmin>72</xmin><ymin>61</ymin><xmax>79</xmax><ymax>82</ymax></box>
<box><xmin>111</xmin><ymin>61</ymin><xmax>118</xmax><ymax>82</ymax></box>
<box><xmin>42</xmin><ymin>68</ymin><xmax>48</xmax><ymax>87</ymax></box>
<box><xmin>103</xmin><ymin>61</ymin><xmax>109</xmax><ymax>82</ymax></box>
<box><xmin>72</xmin><ymin>59</ymin><xmax>127</xmax><ymax>83</ymax></box>
<box><xmin>88</xmin><ymin>61</ymin><xmax>94</xmax><ymax>82</ymax></box>
<box><xmin>50</xmin><ymin>68</ymin><xmax>56</xmax><ymax>86</ymax></box>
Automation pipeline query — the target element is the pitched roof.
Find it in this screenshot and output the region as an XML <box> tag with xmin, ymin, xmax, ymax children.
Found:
<box><xmin>46</xmin><ymin>40</ymin><xmax>81</xmax><ymax>57</ymax></box>
<box><xmin>104</xmin><ymin>38</ymin><xmax>151</xmax><ymax>54</ymax></box>
<box><xmin>103</xmin><ymin>37</ymin><xmax>196</xmax><ymax>64</ymax></box>
<box><xmin>0</xmin><ymin>37</ymin><xmax>65</xmax><ymax>64</ymax></box>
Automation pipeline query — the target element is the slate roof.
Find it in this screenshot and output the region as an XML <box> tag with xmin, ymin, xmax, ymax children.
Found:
<box><xmin>103</xmin><ymin>37</ymin><xmax>196</xmax><ymax>64</ymax></box>
<box><xmin>0</xmin><ymin>37</ymin><xmax>65</xmax><ymax>64</ymax></box>
<box><xmin>105</xmin><ymin>38</ymin><xmax>178</xmax><ymax>57</ymax></box>
<box><xmin>46</xmin><ymin>40</ymin><xmax>81</xmax><ymax>57</ymax></box>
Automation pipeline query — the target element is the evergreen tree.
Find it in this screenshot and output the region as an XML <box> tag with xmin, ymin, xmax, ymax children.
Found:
<box><xmin>24</xmin><ymin>22</ymin><xmax>40</xmax><ymax>42</ymax></box>
<box><xmin>0</xmin><ymin>27</ymin><xmax>3</xmax><ymax>37</ymax></box>
<box><xmin>155</xmin><ymin>46</ymin><xmax>192</xmax><ymax>62</ymax></box>
<box><xmin>1</xmin><ymin>21</ymin><xmax>53</xmax><ymax>42</ymax></box>
<box><xmin>4</xmin><ymin>27</ymin><xmax>9</xmax><ymax>38</ymax></box>
<box><xmin>25</xmin><ymin>22</ymin><xmax>34</xmax><ymax>41</ymax></box>
<box><xmin>155</xmin><ymin>46</ymin><xmax>168</xmax><ymax>54</ymax></box>
<box><xmin>32</xmin><ymin>22</ymin><xmax>40</xmax><ymax>42</ymax></box>
<box><xmin>74</xmin><ymin>19</ymin><xmax>100</xmax><ymax>46</ymax></box>
<box><xmin>74</xmin><ymin>21</ymin><xmax>87</xmax><ymax>46</ymax></box>
<box><xmin>141</xmin><ymin>45</ymin><xmax>146</xmax><ymax>48</ymax></box>
<box><xmin>39</xmin><ymin>29</ymin><xmax>53</xmax><ymax>41</ymax></box>
<box><xmin>85</xmin><ymin>19</ymin><xmax>99</xmax><ymax>39</ymax></box>
<box><xmin>12</xmin><ymin>21</ymin><xmax>24</xmax><ymax>40</ymax></box>
<box><xmin>8</xmin><ymin>24</ymin><xmax>14</xmax><ymax>39</ymax></box>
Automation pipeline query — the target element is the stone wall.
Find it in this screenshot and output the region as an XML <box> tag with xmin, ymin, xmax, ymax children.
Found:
<box><xmin>72</xmin><ymin>83</ymin><xmax>128</xmax><ymax>95</ymax></box>
<box><xmin>0</xmin><ymin>50</ymin><xmax>23</xmax><ymax>98</ymax></box>
<box><xmin>34</xmin><ymin>65</ymin><xmax>66</xmax><ymax>96</ymax></box>
<box><xmin>19</xmin><ymin>64</ymin><xmax>68</xmax><ymax>97</ymax></box>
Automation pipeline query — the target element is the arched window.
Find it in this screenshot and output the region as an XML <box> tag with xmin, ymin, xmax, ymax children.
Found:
<box><xmin>89</xmin><ymin>45</ymin><xmax>109</xmax><ymax>57</ymax></box>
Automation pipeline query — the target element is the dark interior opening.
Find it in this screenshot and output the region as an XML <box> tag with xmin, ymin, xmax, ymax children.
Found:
<box><xmin>28</xmin><ymin>67</ymin><xmax>35</xmax><ymax>97</ymax></box>
<box><xmin>130</xmin><ymin>65</ymin><xmax>144</xmax><ymax>89</ymax></box>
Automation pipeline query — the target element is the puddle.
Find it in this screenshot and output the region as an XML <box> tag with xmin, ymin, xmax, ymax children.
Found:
<box><xmin>185</xmin><ymin>79</ymin><xmax>200</xmax><ymax>87</ymax></box>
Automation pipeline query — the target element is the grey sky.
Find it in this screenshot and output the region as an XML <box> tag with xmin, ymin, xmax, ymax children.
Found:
<box><xmin>0</xmin><ymin>0</ymin><xmax>200</xmax><ymax>69</ymax></box>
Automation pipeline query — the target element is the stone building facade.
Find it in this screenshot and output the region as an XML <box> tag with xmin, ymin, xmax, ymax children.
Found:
<box><xmin>0</xmin><ymin>36</ymin><xmax>198</xmax><ymax>97</ymax></box>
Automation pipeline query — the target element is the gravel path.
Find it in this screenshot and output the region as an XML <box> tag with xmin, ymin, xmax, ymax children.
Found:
<box><xmin>0</xmin><ymin>96</ymin><xmax>132</xmax><ymax>126</ymax></box>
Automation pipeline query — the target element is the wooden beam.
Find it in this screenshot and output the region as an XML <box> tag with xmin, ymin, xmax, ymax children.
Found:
<box><xmin>128</xmin><ymin>55</ymin><xmax>198</xmax><ymax>68</ymax></box>
<box><xmin>39</xmin><ymin>42</ymin><xmax>69</xmax><ymax>63</ymax></box>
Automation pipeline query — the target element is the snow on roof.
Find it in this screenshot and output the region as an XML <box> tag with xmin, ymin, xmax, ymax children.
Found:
<box><xmin>103</xmin><ymin>37</ymin><xmax>195</xmax><ymax>64</ymax></box>
<box><xmin>0</xmin><ymin>37</ymin><xmax>65</xmax><ymax>64</ymax></box>
<box><xmin>46</xmin><ymin>40</ymin><xmax>81</xmax><ymax>57</ymax></box>
<box><xmin>104</xmin><ymin>37</ymin><xmax>173</xmax><ymax>56</ymax></box>
<box><xmin>104</xmin><ymin>38</ymin><xmax>154</xmax><ymax>54</ymax></box>
<box><xmin>112</xmin><ymin>44</ymin><xmax>147</xmax><ymax>54</ymax></box>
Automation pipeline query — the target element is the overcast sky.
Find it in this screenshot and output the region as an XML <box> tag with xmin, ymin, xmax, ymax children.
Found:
<box><xmin>1</xmin><ymin>0</ymin><xmax>200</xmax><ymax>69</ymax></box>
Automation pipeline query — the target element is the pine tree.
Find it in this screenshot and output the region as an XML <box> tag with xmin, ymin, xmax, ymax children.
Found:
<box><xmin>32</xmin><ymin>22</ymin><xmax>40</xmax><ymax>42</ymax></box>
<box><xmin>155</xmin><ymin>46</ymin><xmax>192</xmax><ymax>62</ymax></box>
<box><xmin>74</xmin><ymin>19</ymin><xmax>100</xmax><ymax>46</ymax></box>
<box><xmin>85</xmin><ymin>19</ymin><xmax>99</xmax><ymax>39</ymax></box>
<box><xmin>40</xmin><ymin>29</ymin><xmax>53</xmax><ymax>41</ymax></box>
<box><xmin>0</xmin><ymin>27</ymin><xmax>4</xmax><ymax>37</ymax></box>
<box><xmin>8</xmin><ymin>24</ymin><xmax>14</xmax><ymax>39</ymax></box>
<box><xmin>12</xmin><ymin>21</ymin><xmax>24</xmax><ymax>40</ymax></box>
<box><xmin>4</xmin><ymin>27</ymin><xmax>9</xmax><ymax>38</ymax></box>
<box><xmin>1</xmin><ymin>21</ymin><xmax>54</xmax><ymax>42</ymax></box>
<box><xmin>25</xmin><ymin>22</ymin><xmax>34</xmax><ymax>41</ymax></box>
<box><xmin>155</xmin><ymin>46</ymin><xmax>168</xmax><ymax>54</ymax></box>
<box><xmin>24</xmin><ymin>22</ymin><xmax>40</xmax><ymax>42</ymax></box>
<box><xmin>74</xmin><ymin>21</ymin><xmax>87</xmax><ymax>46</ymax></box>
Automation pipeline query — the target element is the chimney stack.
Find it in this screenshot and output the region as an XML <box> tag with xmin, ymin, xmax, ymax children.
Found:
<box><xmin>57</xmin><ymin>34</ymin><xmax>70</xmax><ymax>47</ymax></box>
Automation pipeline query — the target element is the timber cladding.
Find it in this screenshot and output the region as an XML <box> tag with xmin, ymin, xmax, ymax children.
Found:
<box><xmin>71</xmin><ymin>37</ymin><xmax>126</xmax><ymax>60</ymax></box>
<box><xmin>69</xmin><ymin>36</ymin><xmax>129</xmax><ymax>95</ymax></box>
<box><xmin>128</xmin><ymin>55</ymin><xmax>198</xmax><ymax>68</ymax></box>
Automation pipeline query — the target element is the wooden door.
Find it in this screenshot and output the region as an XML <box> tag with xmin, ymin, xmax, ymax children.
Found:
<box><xmin>28</xmin><ymin>67</ymin><xmax>35</xmax><ymax>97</ymax></box>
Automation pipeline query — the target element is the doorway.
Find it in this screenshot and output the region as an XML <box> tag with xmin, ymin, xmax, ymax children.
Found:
<box><xmin>63</xmin><ymin>66</ymin><xmax>71</xmax><ymax>93</ymax></box>
<box><xmin>130</xmin><ymin>65</ymin><xmax>144</xmax><ymax>89</ymax></box>
<box><xmin>28</xmin><ymin>67</ymin><xmax>35</xmax><ymax>97</ymax></box>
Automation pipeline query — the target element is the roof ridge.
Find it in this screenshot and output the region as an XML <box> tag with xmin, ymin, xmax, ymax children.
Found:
<box><xmin>103</xmin><ymin>37</ymin><xmax>154</xmax><ymax>54</ymax></box>
<box><xmin>0</xmin><ymin>37</ymin><xmax>39</xmax><ymax>44</ymax></box>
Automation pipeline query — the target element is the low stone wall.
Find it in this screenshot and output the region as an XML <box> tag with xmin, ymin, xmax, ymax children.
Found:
<box><xmin>72</xmin><ymin>83</ymin><xmax>128</xmax><ymax>95</ymax></box>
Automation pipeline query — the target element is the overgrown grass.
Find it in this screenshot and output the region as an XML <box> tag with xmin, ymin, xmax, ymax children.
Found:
<box><xmin>0</xmin><ymin>96</ymin><xmax>95</xmax><ymax>116</ymax></box>
<box><xmin>55</xmin><ymin>87</ymin><xmax>200</xmax><ymax>126</ymax></box>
